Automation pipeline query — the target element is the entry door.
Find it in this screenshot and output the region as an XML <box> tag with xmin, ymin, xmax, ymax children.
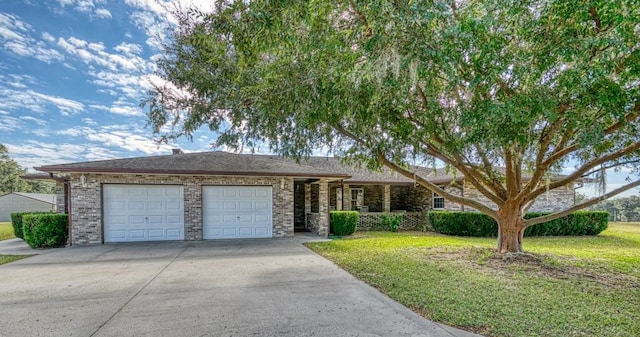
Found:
<box><xmin>103</xmin><ymin>185</ymin><xmax>184</xmax><ymax>242</ymax></box>
<box><xmin>202</xmin><ymin>186</ymin><xmax>272</xmax><ymax>239</ymax></box>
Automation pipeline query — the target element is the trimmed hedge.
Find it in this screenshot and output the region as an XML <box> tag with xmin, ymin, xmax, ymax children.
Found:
<box><xmin>429</xmin><ymin>211</ymin><xmax>609</xmax><ymax>237</ymax></box>
<box><xmin>330</xmin><ymin>211</ymin><xmax>359</xmax><ymax>236</ymax></box>
<box><xmin>22</xmin><ymin>213</ymin><xmax>68</xmax><ymax>248</ymax></box>
<box><xmin>11</xmin><ymin>211</ymin><xmax>52</xmax><ymax>239</ymax></box>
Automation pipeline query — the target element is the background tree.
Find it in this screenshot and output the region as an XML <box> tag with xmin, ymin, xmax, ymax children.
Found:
<box><xmin>0</xmin><ymin>144</ymin><xmax>55</xmax><ymax>194</ymax></box>
<box><xmin>590</xmin><ymin>195</ymin><xmax>640</xmax><ymax>222</ymax></box>
<box><xmin>146</xmin><ymin>0</ymin><xmax>640</xmax><ymax>253</ymax></box>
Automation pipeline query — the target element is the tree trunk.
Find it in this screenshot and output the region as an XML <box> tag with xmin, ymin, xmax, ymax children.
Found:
<box><xmin>496</xmin><ymin>202</ymin><xmax>526</xmax><ymax>254</ymax></box>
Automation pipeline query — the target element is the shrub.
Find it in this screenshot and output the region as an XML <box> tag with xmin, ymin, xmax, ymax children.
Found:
<box><xmin>11</xmin><ymin>211</ymin><xmax>52</xmax><ymax>239</ymax></box>
<box><xmin>22</xmin><ymin>213</ymin><xmax>68</xmax><ymax>248</ymax></box>
<box><xmin>428</xmin><ymin>211</ymin><xmax>609</xmax><ymax>237</ymax></box>
<box><xmin>381</xmin><ymin>213</ymin><xmax>403</xmax><ymax>232</ymax></box>
<box><xmin>330</xmin><ymin>211</ymin><xmax>359</xmax><ymax>236</ymax></box>
<box><xmin>524</xmin><ymin>211</ymin><xmax>609</xmax><ymax>236</ymax></box>
<box><xmin>429</xmin><ymin>211</ymin><xmax>497</xmax><ymax>237</ymax></box>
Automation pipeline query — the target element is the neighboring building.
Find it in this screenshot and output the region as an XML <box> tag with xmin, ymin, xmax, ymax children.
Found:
<box><xmin>0</xmin><ymin>192</ymin><xmax>56</xmax><ymax>222</ymax></box>
<box><xmin>34</xmin><ymin>151</ymin><xmax>576</xmax><ymax>245</ymax></box>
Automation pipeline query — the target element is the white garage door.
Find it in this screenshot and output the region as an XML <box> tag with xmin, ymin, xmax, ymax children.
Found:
<box><xmin>203</xmin><ymin>186</ymin><xmax>272</xmax><ymax>239</ymax></box>
<box><xmin>103</xmin><ymin>185</ymin><xmax>184</xmax><ymax>243</ymax></box>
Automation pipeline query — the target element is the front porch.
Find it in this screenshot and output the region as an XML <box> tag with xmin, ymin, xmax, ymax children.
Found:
<box><xmin>294</xmin><ymin>181</ymin><xmax>434</xmax><ymax>234</ymax></box>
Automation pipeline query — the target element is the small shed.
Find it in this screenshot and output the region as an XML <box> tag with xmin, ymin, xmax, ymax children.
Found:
<box><xmin>0</xmin><ymin>192</ymin><xmax>56</xmax><ymax>222</ymax></box>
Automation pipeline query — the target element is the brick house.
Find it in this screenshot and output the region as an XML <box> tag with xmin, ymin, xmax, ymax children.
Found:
<box><xmin>34</xmin><ymin>151</ymin><xmax>576</xmax><ymax>245</ymax></box>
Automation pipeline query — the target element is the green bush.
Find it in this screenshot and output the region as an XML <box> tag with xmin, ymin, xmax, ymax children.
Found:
<box><xmin>524</xmin><ymin>211</ymin><xmax>609</xmax><ymax>236</ymax></box>
<box><xmin>22</xmin><ymin>213</ymin><xmax>68</xmax><ymax>248</ymax></box>
<box><xmin>429</xmin><ymin>211</ymin><xmax>497</xmax><ymax>237</ymax></box>
<box><xmin>330</xmin><ymin>211</ymin><xmax>359</xmax><ymax>236</ymax></box>
<box><xmin>428</xmin><ymin>211</ymin><xmax>609</xmax><ymax>237</ymax></box>
<box><xmin>11</xmin><ymin>211</ymin><xmax>52</xmax><ymax>239</ymax></box>
<box><xmin>381</xmin><ymin>213</ymin><xmax>403</xmax><ymax>232</ymax></box>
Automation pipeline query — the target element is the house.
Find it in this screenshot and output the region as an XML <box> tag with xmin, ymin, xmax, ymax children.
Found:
<box><xmin>0</xmin><ymin>192</ymin><xmax>56</xmax><ymax>222</ymax></box>
<box><xmin>34</xmin><ymin>151</ymin><xmax>576</xmax><ymax>245</ymax></box>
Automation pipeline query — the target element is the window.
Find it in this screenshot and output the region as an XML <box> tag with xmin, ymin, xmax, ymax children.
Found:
<box><xmin>351</xmin><ymin>188</ymin><xmax>364</xmax><ymax>210</ymax></box>
<box><xmin>433</xmin><ymin>188</ymin><xmax>445</xmax><ymax>209</ymax></box>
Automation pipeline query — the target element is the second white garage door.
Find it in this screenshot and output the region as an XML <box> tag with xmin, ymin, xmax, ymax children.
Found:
<box><xmin>203</xmin><ymin>186</ymin><xmax>273</xmax><ymax>239</ymax></box>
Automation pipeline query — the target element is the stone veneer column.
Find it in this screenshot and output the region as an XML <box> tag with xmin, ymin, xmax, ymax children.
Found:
<box><xmin>318</xmin><ymin>179</ymin><xmax>329</xmax><ymax>236</ymax></box>
<box><xmin>304</xmin><ymin>184</ymin><xmax>311</xmax><ymax>214</ymax></box>
<box><xmin>384</xmin><ymin>185</ymin><xmax>391</xmax><ymax>212</ymax></box>
<box><xmin>336</xmin><ymin>188</ymin><xmax>343</xmax><ymax>211</ymax></box>
<box><xmin>343</xmin><ymin>184</ymin><xmax>351</xmax><ymax>211</ymax></box>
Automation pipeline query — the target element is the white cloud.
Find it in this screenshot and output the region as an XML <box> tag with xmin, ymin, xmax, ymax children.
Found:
<box><xmin>54</xmin><ymin>125</ymin><xmax>172</xmax><ymax>155</ymax></box>
<box><xmin>56</xmin><ymin>0</ymin><xmax>112</xmax><ymax>20</ymax></box>
<box><xmin>20</xmin><ymin>115</ymin><xmax>49</xmax><ymax>126</ymax></box>
<box><xmin>29</xmin><ymin>91</ymin><xmax>84</xmax><ymax>115</ymax></box>
<box><xmin>94</xmin><ymin>8</ymin><xmax>112</xmax><ymax>19</ymax></box>
<box><xmin>0</xmin><ymin>13</ymin><xmax>64</xmax><ymax>63</ymax></box>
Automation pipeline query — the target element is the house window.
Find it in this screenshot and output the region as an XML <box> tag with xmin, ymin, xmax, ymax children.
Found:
<box><xmin>433</xmin><ymin>188</ymin><xmax>445</xmax><ymax>209</ymax></box>
<box><xmin>351</xmin><ymin>188</ymin><xmax>364</xmax><ymax>210</ymax></box>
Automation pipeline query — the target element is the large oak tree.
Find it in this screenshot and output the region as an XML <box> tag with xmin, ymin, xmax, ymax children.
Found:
<box><xmin>146</xmin><ymin>0</ymin><xmax>640</xmax><ymax>253</ymax></box>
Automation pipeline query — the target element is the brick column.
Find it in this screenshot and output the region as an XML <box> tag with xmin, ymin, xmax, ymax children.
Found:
<box><xmin>318</xmin><ymin>179</ymin><xmax>329</xmax><ymax>236</ymax></box>
<box><xmin>384</xmin><ymin>184</ymin><xmax>391</xmax><ymax>212</ymax></box>
<box><xmin>343</xmin><ymin>184</ymin><xmax>351</xmax><ymax>210</ymax></box>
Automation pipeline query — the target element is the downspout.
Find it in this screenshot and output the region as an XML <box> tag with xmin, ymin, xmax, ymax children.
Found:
<box><xmin>65</xmin><ymin>178</ymin><xmax>72</xmax><ymax>246</ymax></box>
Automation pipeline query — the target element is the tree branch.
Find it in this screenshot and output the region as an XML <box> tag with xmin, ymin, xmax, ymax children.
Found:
<box><xmin>527</xmin><ymin>140</ymin><xmax>640</xmax><ymax>202</ymax></box>
<box><xmin>526</xmin><ymin>179</ymin><xmax>640</xmax><ymax>227</ymax></box>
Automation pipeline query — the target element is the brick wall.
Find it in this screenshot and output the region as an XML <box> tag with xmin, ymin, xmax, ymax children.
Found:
<box><xmin>67</xmin><ymin>173</ymin><xmax>294</xmax><ymax>245</ymax></box>
<box><xmin>461</xmin><ymin>182</ymin><xmax>575</xmax><ymax>212</ymax></box>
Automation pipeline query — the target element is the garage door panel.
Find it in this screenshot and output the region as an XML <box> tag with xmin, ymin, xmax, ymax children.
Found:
<box><xmin>104</xmin><ymin>185</ymin><xmax>184</xmax><ymax>243</ymax></box>
<box><xmin>203</xmin><ymin>186</ymin><xmax>272</xmax><ymax>239</ymax></box>
<box><xmin>238</xmin><ymin>201</ymin><xmax>253</xmax><ymax>210</ymax></box>
<box><xmin>166</xmin><ymin>200</ymin><xmax>181</xmax><ymax>210</ymax></box>
<box><xmin>255</xmin><ymin>201</ymin><xmax>269</xmax><ymax>210</ymax></box>
<box><xmin>222</xmin><ymin>188</ymin><xmax>237</xmax><ymax>197</ymax></box>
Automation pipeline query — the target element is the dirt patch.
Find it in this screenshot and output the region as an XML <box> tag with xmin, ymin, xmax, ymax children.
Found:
<box><xmin>420</xmin><ymin>247</ymin><xmax>639</xmax><ymax>289</ymax></box>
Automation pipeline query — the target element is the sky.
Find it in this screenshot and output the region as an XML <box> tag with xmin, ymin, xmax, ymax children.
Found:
<box><xmin>0</xmin><ymin>0</ymin><xmax>220</xmax><ymax>171</ymax></box>
<box><xmin>0</xmin><ymin>0</ymin><xmax>637</xmax><ymax>199</ymax></box>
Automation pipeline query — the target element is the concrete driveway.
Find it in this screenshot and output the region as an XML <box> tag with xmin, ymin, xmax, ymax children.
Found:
<box><xmin>0</xmin><ymin>238</ymin><xmax>480</xmax><ymax>337</ymax></box>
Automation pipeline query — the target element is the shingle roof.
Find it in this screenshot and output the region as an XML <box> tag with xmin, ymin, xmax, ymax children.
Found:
<box><xmin>35</xmin><ymin>151</ymin><xmax>350</xmax><ymax>179</ymax></box>
<box><xmin>35</xmin><ymin>151</ymin><xmax>464</xmax><ymax>185</ymax></box>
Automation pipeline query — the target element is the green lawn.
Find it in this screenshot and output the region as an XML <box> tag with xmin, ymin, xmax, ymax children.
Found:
<box><xmin>305</xmin><ymin>222</ymin><xmax>640</xmax><ymax>337</ymax></box>
<box><xmin>0</xmin><ymin>221</ymin><xmax>31</xmax><ymax>266</ymax></box>
<box><xmin>0</xmin><ymin>222</ymin><xmax>15</xmax><ymax>241</ymax></box>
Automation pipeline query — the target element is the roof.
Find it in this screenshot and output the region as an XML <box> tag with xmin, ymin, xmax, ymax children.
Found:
<box><xmin>35</xmin><ymin>151</ymin><xmax>350</xmax><ymax>179</ymax></box>
<box><xmin>288</xmin><ymin>156</ymin><xmax>462</xmax><ymax>185</ymax></box>
<box><xmin>34</xmin><ymin>151</ymin><xmax>465</xmax><ymax>185</ymax></box>
<box><xmin>0</xmin><ymin>192</ymin><xmax>56</xmax><ymax>205</ymax></box>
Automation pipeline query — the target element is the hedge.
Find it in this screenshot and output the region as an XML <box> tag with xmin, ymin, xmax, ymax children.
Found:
<box><xmin>10</xmin><ymin>211</ymin><xmax>52</xmax><ymax>239</ymax></box>
<box><xmin>330</xmin><ymin>211</ymin><xmax>359</xmax><ymax>236</ymax></box>
<box><xmin>22</xmin><ymin>213</ymin><xmax>68</xmax><ymax>248</ymax></box>
<box><xmin>428</xmin><ymin>211</ymin><xmax>609</xmax><ymax>237</ymax></box>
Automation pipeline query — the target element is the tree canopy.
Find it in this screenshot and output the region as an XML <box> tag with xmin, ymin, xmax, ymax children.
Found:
<box><xmin>146</xmin><ymin>0</ymin><xmax>640</xmax><ymax>252</ymax></box>
<box><xmin>0</xmin><ymin>144</ymin><xmax>55</xmax><ymax>195</ymax></box>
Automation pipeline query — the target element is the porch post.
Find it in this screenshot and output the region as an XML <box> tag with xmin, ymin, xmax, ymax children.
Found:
<box><xmin>336</xmin><ymin>187</ymin><xmax>343</xmax><ymax>211</ymax></box>
<box><xmin>304</xmin><ymin>184</ymin><xmax>311</xmax><ymax>215</ymax></box>
<box><xmin>343</xmin><ymin>184</ymin><xmax>351</xmax><ymax>211</ymax></box>
<box><xmin>384</xmin><ymin>184</ymin><xmax>391</xmax><ymax>212</ymax></box>
<box><xmin>318</xmin><ymin>179</ymin><xmax>329</xmax><ymax>236</ymax></box>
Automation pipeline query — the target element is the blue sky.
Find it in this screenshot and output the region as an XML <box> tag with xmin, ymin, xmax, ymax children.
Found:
<box><xmin>0</xmin><ymin>0</ymin><xmax>218</xmax><ymax>170</ymax></box>
<box><xmin>0</xmin><ymin>1</ymin><xmax>637</xmax><ymax>199</ymax></box>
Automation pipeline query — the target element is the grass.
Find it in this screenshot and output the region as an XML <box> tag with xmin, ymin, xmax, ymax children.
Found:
<box><xmin>0</xmin><ymin>221</ymin><xmax>31</xmax><ymax>266</ymax></box>
<box><xmin>0</xmin><ymin>222</ymin><xmax>16</xmax><ymax>241</ymax></box>
<box><xmin>305</xmin><ymin>222</ymin><xmax>640</xmax><ymax>337</ymax></box>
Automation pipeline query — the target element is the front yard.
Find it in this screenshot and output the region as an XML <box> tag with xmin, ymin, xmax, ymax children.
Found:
<box><xmin>0</xmin><ymin>221</ymin><xmax>30</xmax><ymax>265</ymax></box>
<box><xmin>0</xmin><ymin>221</ymin><xmax>15</xmax><ymax>241</ymax></box>
<box><xmin>305</xmin><ymin>222</ymin><xmax>640</xmax><ymax>337</ymax></box>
